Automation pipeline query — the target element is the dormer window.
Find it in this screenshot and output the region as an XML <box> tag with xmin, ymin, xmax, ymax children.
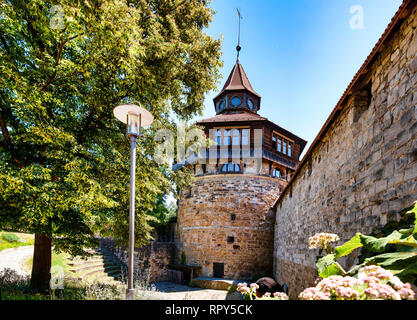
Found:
<box><xmin>231</xmin><ymin>97</ymin><xmax>241</xmax><ymax>107</ymax></box>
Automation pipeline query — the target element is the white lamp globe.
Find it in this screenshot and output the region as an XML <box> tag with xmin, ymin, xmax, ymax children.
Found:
<box><xmin>113</xmin><ymin>103</ymin><xmax>153</xmax><ymax>138</ymax></box>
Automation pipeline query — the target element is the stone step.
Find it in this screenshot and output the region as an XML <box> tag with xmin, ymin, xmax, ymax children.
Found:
<box><xmin>68</xmin><ymin>258</ymin><xmax>111</xmax><ymax>266</ymax></box>
<box><xmin>66</xmin><ymin>245</ymin><xmax>126</xmax><ymax>286</ymax></box>
<box><xmin>68</xmin><ymin>255</ymin><xmax>120</xmax><ymax>264</ymax></box>
<box><xmin>192</xmin><ymin>277</ymin><xmax>240</xmax><ymax>291</ymax></box>
<box><xmin>68</xmin><ymin>255</ymin><xmax>103</xmax><ymax>262</ymax></box>
<box><xmin>69</xmin><ymin>261</ymin><xmax>124</xmax><ymax>273</ymax></box>
<box><xmin>94</xmin><ymin>270</ymin><xmax>124</xmax><ymax>283</ymax></box>
<box><xmin>79</xmin><ymin>265</ymin><xmax>126</xmax><ymax>278</ymax></box>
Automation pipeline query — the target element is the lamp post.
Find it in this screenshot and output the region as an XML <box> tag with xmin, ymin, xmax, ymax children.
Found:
<box><xmin>113</xmin><ymin>103</ymin><xmax>153</xmax><ymax>300</ymax></box>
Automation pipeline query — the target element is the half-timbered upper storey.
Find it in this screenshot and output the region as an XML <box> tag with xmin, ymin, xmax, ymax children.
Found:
<box><xmin>192</xmin><ymin>62</ymin><xmax>307</xmax><ymax>182</ymax></box>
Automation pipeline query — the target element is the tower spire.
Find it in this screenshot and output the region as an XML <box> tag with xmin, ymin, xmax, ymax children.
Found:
<box><xmin>236</xmin><ymin>8</ymin><xmax>243</xmax><ymax>64</ymax></box>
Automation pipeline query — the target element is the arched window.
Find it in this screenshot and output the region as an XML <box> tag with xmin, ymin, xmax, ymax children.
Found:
<box><xmin>272</xmin><ymin>168</ymin><xmax>282</xmax><ymax>178</ymax></box>
<box><xmin>221</xmin><ymin>162</ymin><xmax>241</xmax><ymax>173</ymax></box>
<box><xmin>248</xmin><ymin>99</ymin><xmax>255</xmax><ymax>110</ymax></box>
<box><xmin>218</xmin><ymin>99</ymin><xmax>225</xmax><ymax>112</ymax></box>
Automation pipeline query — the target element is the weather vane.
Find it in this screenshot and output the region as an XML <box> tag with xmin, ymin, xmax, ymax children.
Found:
<box><xmin>236</xmin><ymin>8</ymin><xmax>243</xmax><ymax>63</ymax></box>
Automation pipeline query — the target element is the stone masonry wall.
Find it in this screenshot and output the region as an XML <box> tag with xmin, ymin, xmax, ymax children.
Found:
<box><xmin>274</xmin><ymin>6</ymin><xmax>417</xmax><ymax>298</ymax></box>
<box><xmin>99</xmin><ymin>238</ymin><xmax>177</xmax><ymax>282</ymax></box>
<box><xmin>178</xmin><ymin>174</ymin><xmax>284</xmax><ymax>279</ymax></box>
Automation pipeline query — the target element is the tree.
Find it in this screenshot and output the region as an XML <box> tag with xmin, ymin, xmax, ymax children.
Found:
<box><xmin>0</xmin><ymin>0</ymin><xmax>221</xmax><ymax>293</ymax></box>
<box><xmin>147</xmin><ymin>194</ymin><xmax>177</xmax><ymax>228</ymax></box>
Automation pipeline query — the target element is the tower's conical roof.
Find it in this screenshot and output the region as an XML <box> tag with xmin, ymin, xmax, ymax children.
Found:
<box><xmin>214</xmin><ymin>63</ymin><xmax>261</xmax><ymax>100</ymax></box>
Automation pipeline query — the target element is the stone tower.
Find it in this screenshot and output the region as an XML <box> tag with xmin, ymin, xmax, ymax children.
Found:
<box><xmin>176</xmin><ymin>52</ymin><xmax>307</xmax><ymax>279</ymax></box>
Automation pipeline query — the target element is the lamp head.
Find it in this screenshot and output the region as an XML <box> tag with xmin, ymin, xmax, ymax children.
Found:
<box><xmin>113</xmin><ymin>103</ymin><xmax>153</xmax><ymax>138</ymax></box>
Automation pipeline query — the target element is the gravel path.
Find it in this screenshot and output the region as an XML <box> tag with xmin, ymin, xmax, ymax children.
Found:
<box><xmin>0</xmin><ymin>245</ymin><xmax>34</xmax><ymax>276</ymax></box>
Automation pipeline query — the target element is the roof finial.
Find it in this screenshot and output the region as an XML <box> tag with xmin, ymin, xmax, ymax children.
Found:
<box><xmin>236</xmin><ymin>8</ymin><xmax>243</xmax><ymax>64</ymax></box>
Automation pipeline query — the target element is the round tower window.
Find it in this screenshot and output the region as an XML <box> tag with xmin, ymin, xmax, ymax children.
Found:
<box><xmin>248</xmin><ymin>99</ymin><xmax>254</xmax><ymax>110</ymax></box>
<box><xmin>218</xmin><ymin>99</ymin><xmax>225</xmax><ymax>112</ymax></box>
<box><xmin>221</xmin><ymin>162</ymin><xmax>241</xmax><ymax>173</ymax></box>
<box><xmin>231</xmin><ymin>97</ymin><xmax>241</xmax><ymax>107</ymax></box>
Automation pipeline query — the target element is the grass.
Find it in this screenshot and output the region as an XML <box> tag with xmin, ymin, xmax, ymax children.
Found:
<box><xmin>23</xmin><ymin>251</ymin><xmax>71</xmax><ymax>274</ymax></box>
<box><xmin>0</xmin><ymin>231</ymin><xmax>34</xmax><ymax>251</ymax></box>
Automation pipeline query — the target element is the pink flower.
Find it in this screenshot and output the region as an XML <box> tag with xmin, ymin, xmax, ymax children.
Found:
<box><xmin>396</xmin><ymin>283</ymin><xmax>417</xmax><ymax>300</ymax></box>
<box><xmin>250</xmin><ymin>283</ymin><xmax>259</xmax><ymax>290</ymax></box>
<box><xmin>364</xmin><ymin>283</ymin><xmax>401</xmax><ymax>300</ymax></box>
<box><xmin>298</xmin><ymin>287</ymin><xmax>331</xmax><ymax>300</ymax></box>
<box><xmin>361</xmin><ymin>276</ymin><xmax>381</xmax><ymax>285</ymax></box>
<box><xmin>335</xmin><ymin>286</ymin><xmax>359</xmax><ymax>300</ymax></box>
<box><xmin>236</xmin><ymin>283</ymin><xmax>250</xmax><ymax>294</ymax></box>
<box><xmin>308</xmin><ymin>233</ymin><xmax>340</xmax><ymax>250</ymax></box>
<box><xmin>359</xmin><ymin>265</ymin><xmax>393</xmax><ymax>282</ymax></box>
<box><xmin>317</xmin><ymin>275</ymin><xmax>363</xmax><ymax>294</ymax></box>
<box><xmin>272</xmin><ymin>292</ymin><xmax>289</xmax><ymax>300</ymax></box>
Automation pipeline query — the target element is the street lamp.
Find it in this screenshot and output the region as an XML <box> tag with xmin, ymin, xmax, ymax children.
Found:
<box><xmin>113</xmin><ymin>102</ymin><xmax>153</xmax><ymax>300</ymax></box>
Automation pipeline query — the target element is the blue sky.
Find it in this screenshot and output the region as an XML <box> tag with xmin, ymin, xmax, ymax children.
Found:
<box><xmin>196</xmin><ymin>0</ymin><xmax>403</xmax><ymax>157</ymax></box>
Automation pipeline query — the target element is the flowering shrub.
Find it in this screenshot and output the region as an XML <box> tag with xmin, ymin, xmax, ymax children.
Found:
<box><xmin>236</xmin><ymin>282</ymin><xmax>288</xmax><ymax>300</ymax></box>
<box><xmin>298</xmin><ymin>266</ymin><xmax>416</xmax><ymax>300</ymax></box>
<box><xmin>308</xmin><ymin>233</ymin><xmax>340</xmax><ymax>253</ymax></box>
<box><xmin>309</xmin><ymin>201</ymin><xmax>417</xmax><ymax>283</ymax></box>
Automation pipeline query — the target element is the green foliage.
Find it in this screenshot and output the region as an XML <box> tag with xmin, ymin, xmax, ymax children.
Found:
<box><xmin>1</xmin><ymin>233</ymin><xmax>19</xmax><ymax>243</ymax></box>
<box><xmin>147</xmin><ymin>194</ymin><xmax>177</xmax><ymax>227</ymax></box>
<box><xmin>316</xmin><ymin>254</ymin><xmax>339</xmax><ymax>278</ymax></box>
<box><xmin>313</xmin><ymin>201</ymin><xmax>417</xmax><ymax>284</ymax></box>
<box><xmin>0</xmin><ymin>0</ymin><xmax>222</xmax><ymax>255</ymax></box>
<box><xmin>334</xmin><ymin>233</ymin><xmax>363</xmax><ymax>258</ymax></box>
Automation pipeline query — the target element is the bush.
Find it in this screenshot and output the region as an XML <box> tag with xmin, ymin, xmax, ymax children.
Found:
<box><xmin>236</xmin><ymin>282</ymin><xmax>288</xmax><ymax>300</ymax></box>
<box><xmin>1</xmin><ymin>233</ymin><xmax>19</xmax><ymax>243</ymax></box>
<box><xmin>0</xmin><ymin>267</ymin><xmax>155</xmax><ymax>300</ymax></box>
<box><xmin>300</xmin><ymin>200</ymin><xmax>417</xmax><ymax>300</ymax></box>
<box><xmin>298</xmin><ymin>266</ymin><xmax>416</xmax><ymax>300</ymax></box>
<box><xmin>310</xmin><ymin>201</ymin><xmax>417</xmax><ymax>284</ymax></box>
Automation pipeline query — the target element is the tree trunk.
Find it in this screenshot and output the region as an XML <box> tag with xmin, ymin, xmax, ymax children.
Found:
<box><xmin>29</xmin><ymin>233</ymin><xmax>52</xmax><ymax>293</ymax></box>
